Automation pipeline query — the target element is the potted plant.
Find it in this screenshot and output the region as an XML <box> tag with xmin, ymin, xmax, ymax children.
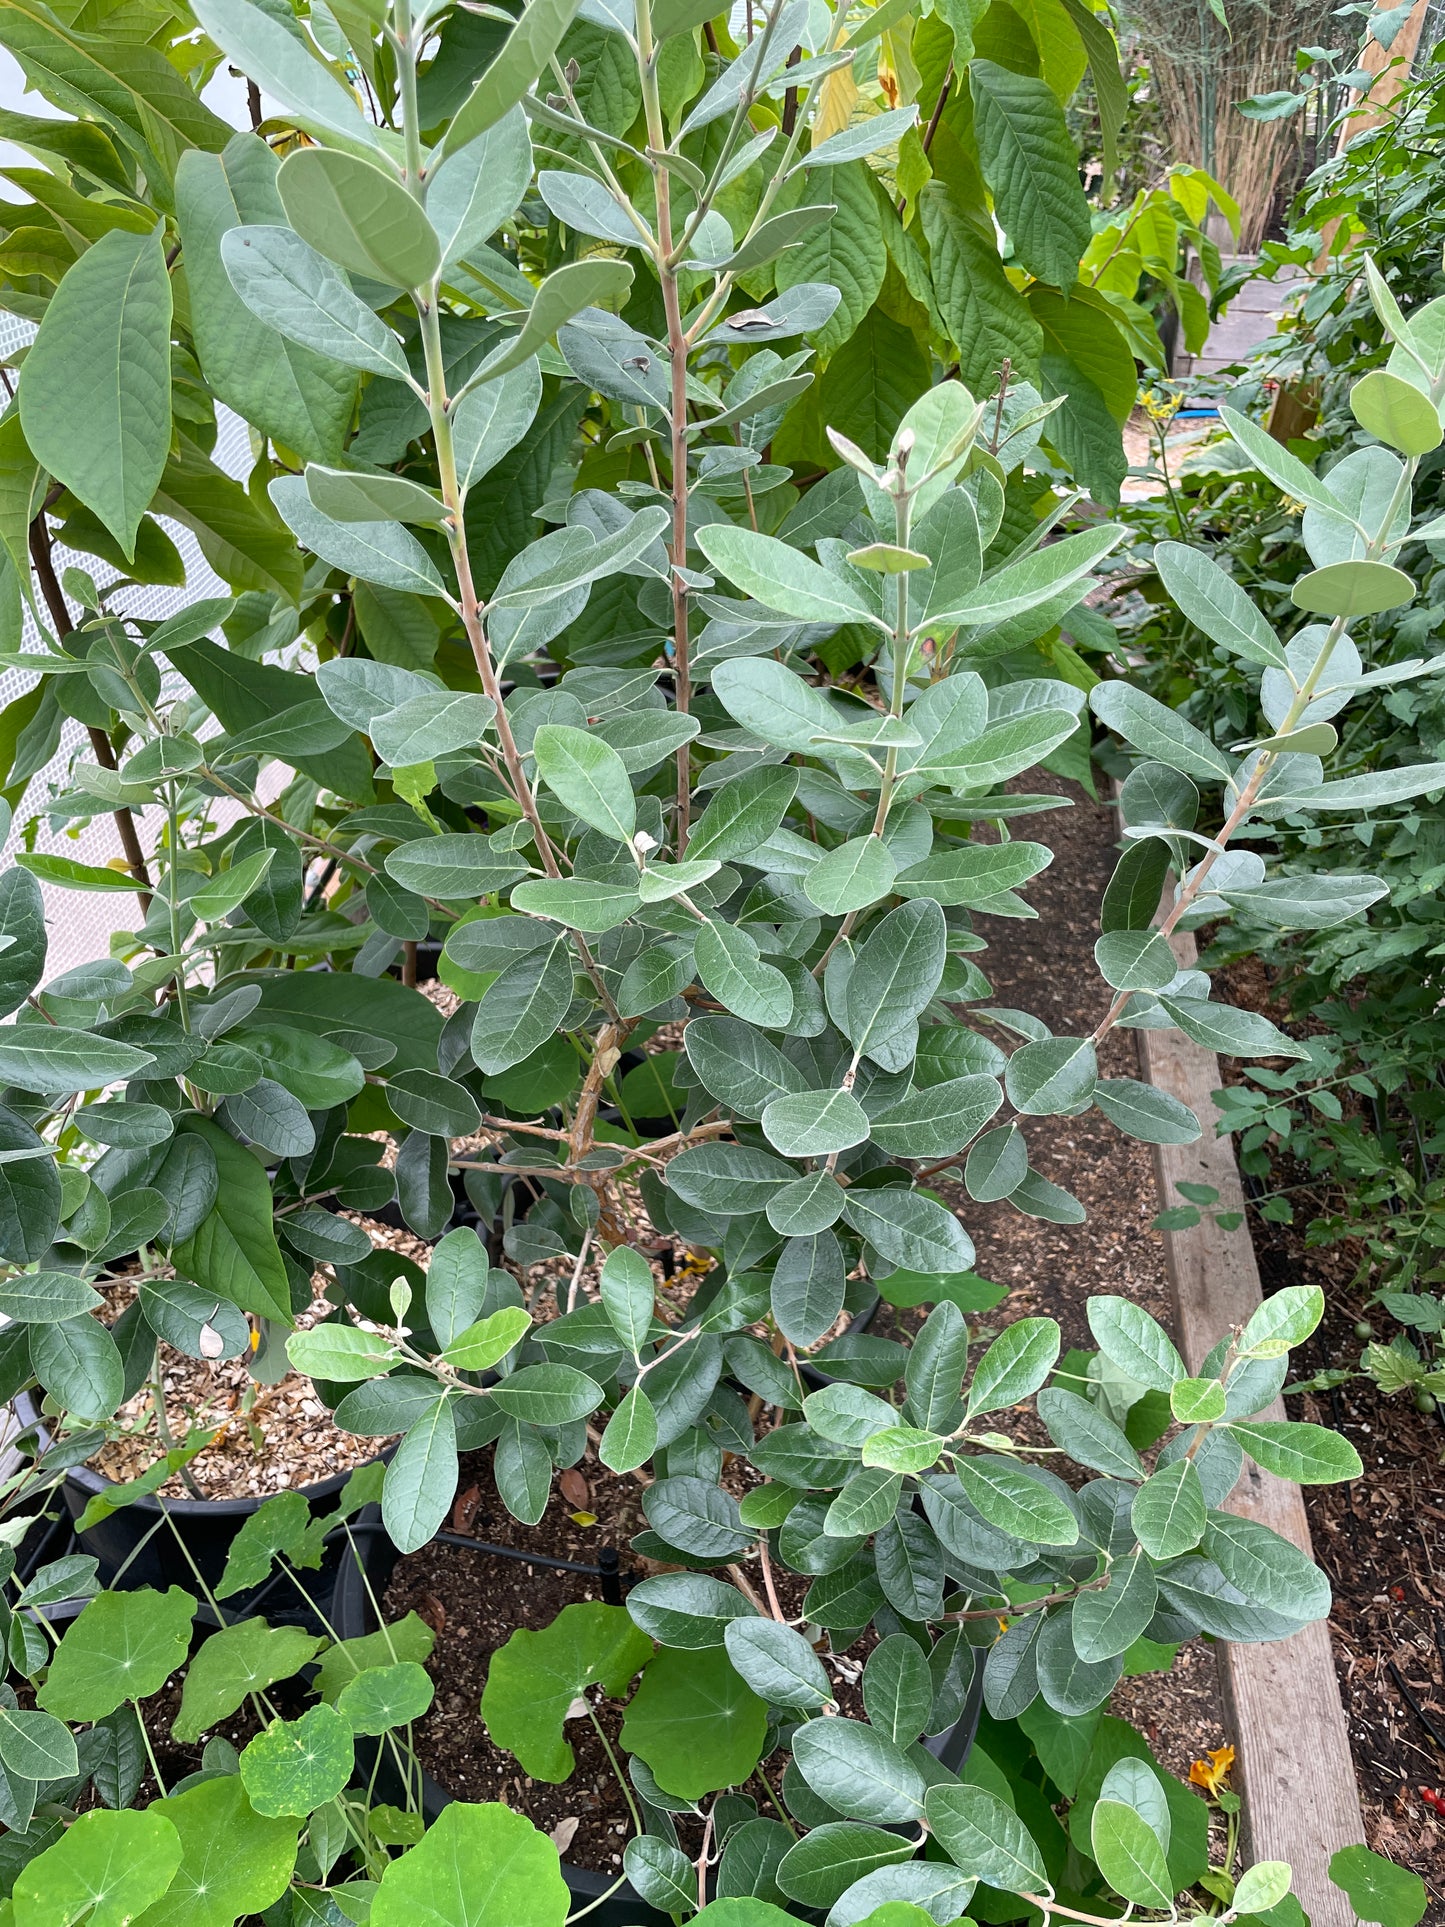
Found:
<box><xmin>0</xmin><ymin>0</ymin><xmax>1441</xmax><ymax>1918</ymax></box>
<box><xmin>8</xmin><ymin>1440</ymin><xmax>1425</xmax><ymax>1927</ymax></box>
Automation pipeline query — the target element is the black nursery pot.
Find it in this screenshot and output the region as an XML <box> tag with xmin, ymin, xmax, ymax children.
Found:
<box><xmin>331</xmin><ymin>1507</ymin><xmax>674</xmax><ymax>1927</ymax></box>
<box><xmin>332</xmin><ymin>1508</ymin><xmax>985</xmax><ymax>1923</ymax></box>
<box><xmin>12</xmin><ymin>1390</ymin><xmax>381</xmax><ymax>1621</ymax></box>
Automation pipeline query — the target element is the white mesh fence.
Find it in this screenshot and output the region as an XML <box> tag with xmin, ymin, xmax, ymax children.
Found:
<box><xmin>0</xmin><ymin>311</ymin><xmax>261</xmax><ymax>978</ymax></box>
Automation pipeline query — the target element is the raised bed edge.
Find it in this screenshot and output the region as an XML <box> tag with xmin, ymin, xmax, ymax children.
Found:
<box><xmin>1137</xmin><ymin>916</ymin><xmax>1365</xmax><ymax>1925</ymax></box>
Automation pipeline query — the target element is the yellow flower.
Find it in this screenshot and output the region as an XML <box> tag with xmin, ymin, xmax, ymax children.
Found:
<box><xmin>1189</xmin><ymin>1744</ymin><xmax>1237</xmax><ymax>1795</ymax></box>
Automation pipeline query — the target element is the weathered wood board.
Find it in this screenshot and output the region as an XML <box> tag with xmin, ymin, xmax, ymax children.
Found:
<box><xmin>1137</xmin><ymin>921</ymin><xmax>1364</xmax><ymax>1924</ymax></box>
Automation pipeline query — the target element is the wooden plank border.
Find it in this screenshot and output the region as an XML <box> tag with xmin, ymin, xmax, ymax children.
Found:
<box><xmin>1136</xmin><ymin>918</ymin><xmax>1364</xmax><ymax>1924</ymax></box>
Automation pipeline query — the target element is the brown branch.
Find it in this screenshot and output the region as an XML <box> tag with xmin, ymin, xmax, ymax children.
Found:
<box><xmin>781</xmin><ymin>45</ymin><xmax>802</xmax><ymax>138</ymax></box>
<box><xmin>939</xmin><ymin>1573</ymin><xmax>1110</xmax><ymax>1623</ymax></box>
<box><xmin>921</xmin><ymin>63</ymin><xmax>953</xmax><ymax>156</ymax></box>
<box><xmin>27</xmin><ymin>515</ymin><xmax>153</xmax><ymax>908</ymax></box>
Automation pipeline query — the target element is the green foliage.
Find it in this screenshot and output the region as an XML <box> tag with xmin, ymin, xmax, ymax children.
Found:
<box><xmin>0</xmin><ymin>1</ymin><xmax>1404</xmax><ymax>1920</ymax></box>
<box><xmin>481</xmin><ymin>1601</ymin><xmax>652</xmax><ymax>1780</ymax></box>
<box><xmin>1107</xmin><ymin>40</ymin><xmax>1445</xmax><ymax>1391</ymax></box>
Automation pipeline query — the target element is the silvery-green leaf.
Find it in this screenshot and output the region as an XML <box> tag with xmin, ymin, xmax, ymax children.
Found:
<box><xmin>371</xmin><ymin>691</ymin><xmax>495</xmax><ymax>767</ymax></box>
<box><xmin>221</xmin><ymin>226</ymin><xmax>410</xmax><ymax>378</ymax></box>
<box><xmin>269</xmin><ymin>477</ymin><xmax>447</xmax><ymax>596</ymax></box>
<box><xmin>452</xmin><ymin>358</ymin><xmax>543</xmax><ymax>492</ymax></box>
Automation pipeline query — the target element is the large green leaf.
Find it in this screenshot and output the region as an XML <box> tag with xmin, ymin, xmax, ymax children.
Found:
<box><xmin>621</xmin><ymin>1645</ymin><xmax>769</xmax><ymax>1800</ymax></box>
<box><xmin>453</xmin><ymin>358</ymin><xmax>544</xmax><ymax>492</ymax></box>
<box><xmin>1087</xmin><ymin>1295</ymin><xmax>1185</xmax><ymax>1391</ymax></box>
<box><xmin>921</xmin><ymin>179</ymin><xmax>1043</xmax><ymax>389</ymax></box>
<box><xmin>1227</xmin><ymin>1419</ymin><xmax>1361</xmax><ymax>1483</ymax></box>
<box><xmin>136</xmin><ymin>1774</ymin><xmax>299</xmax><ymax>1927</ymax></box>
<box><xmin>371</xmin><ymin>1802</ymin><xmax>571</xmax><ymax>1927</ymax></box>
<box><xmin>802</xmin><ymin>305</ymin><xmax>932</xmax><ymax>462</ymax></box>
<box><xmin>970</xmin><ymin>60</ymin><xmax>1090</xmax><ymax>288</ymax></box>
<box><xmin>722</xmin><ymin>1618</ymin><xmax>834</xmax><ymax>1712</ymax></box>
<box><xmin>430</xmin><ymin>107</ymin><xmax>533</xmax><ymax>272</ymax></box>
<box><xmin>774</xmin><ymin>162</ymin><xmax>887</xmax><ymax>358</ymax></box>
<box><xmin>12</xmin><ymin>1809</ymin><xmax>182</xmax><ymax>1927</ymax></box>
<box><xmin>156</xmin><ymin>442</ymin><xmax>304</xmax><ymax>602</ymax></box>
<box><xmin>1132</xmin><ymin>1458</ymin><xmax>1206</xmax><ymax>1560</ymax></box>
<box><xmin>175</xmin><ymin>138</ymin><xmax>358</xmax><ymax>464</ymax></box>
<box><xmin>170</xmin><ymin>1117</ymin><xmax>293</xmax><ymax>1325</ymax></box>
<box><xmin>38</xmin><ymin>1586</ymin><xmax>195</xmax><ymax>1721</ymax></box>
<box><xmin>1030</xmin><ymin>287</ymin><xmax>1134</xmax><ymax>500</ymax></box>
<box><xmin>0</xmin><ymin>2</ymin><xmax>229</xmax><ymax>194</ymax></box>
<box><xmin>20</xmin><ymin>226</ymin><xmax>171</xmax><ymax>560</ymax></box>
<box><xmin>694</xmin><ymin>920</ymin><xmax>794</xmax><ymax>1028</ymax></box>
<box><xmin>180</xmin><ymin>641</ymin><xmax>374</xmax><ymax>799</ymax></box>
<box><xmin>482</xmin><ymin>1602</ymin><xmax>653</xmax><ymax>1780</ymax></box>
<box><xmin>0</xmin><ymin>866</ymin><xmax>46</xmax><ymax>1018</ymax></box>
<box><xmin>954</xmin><ymin>1454</ymin><xmax>1078</xmax><ymax>1543</ymax></box>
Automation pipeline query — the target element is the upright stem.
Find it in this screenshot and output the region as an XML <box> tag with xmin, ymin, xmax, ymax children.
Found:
<box><xmin>1095</xmin><ymin>434</ymin><xmax>1427</xmax><ymax>1043</ymax></box>
<box><xmin>163</xmin><ymin>781</ymin><xmax>189</xmax><ymax>1032</ymax></box>
<box><xmin>417</xmin><ymin>301</ymin><xmax>562</xmax><ymax>879</ymax></box>
<box><xmin>637</xmin><ymin>0</ymin><xmax>695</xmax><ymax>850</ymax></box>
<box><xmin>27</xmin><ymin>515</ymin><xmax>153</xmax><ymax>907</ymax></box>
<box><xmin>869</xmin><ymin>480</ymin><xmax>914</xmax><ymax>838</ymax></box>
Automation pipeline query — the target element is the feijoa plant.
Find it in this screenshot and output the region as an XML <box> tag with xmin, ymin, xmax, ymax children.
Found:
<box><xmin>0</xmin><ymin>0</ymin><xmax>1429</xmax><ymax>1919</ymax></box>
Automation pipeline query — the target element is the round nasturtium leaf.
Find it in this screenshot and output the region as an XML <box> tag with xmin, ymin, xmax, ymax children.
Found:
<box><xmin>239</xmin><ymin>1703</ymin><xmax>354</xmax><ymax>1818</ymax></box>
<box><xmin>482</xmin><ymin>1601</ymin><xmax>653</xmax><ymax>1782</ymax></box>
<box><xmin>620</xmin><ymin>1644</ymin><xmax>769</xmax><ymax>1801</ymax></box>
<box><xmin>336</xmin><ymin>1660</ymin><xmax>436</xmax><ymax>1737</ymax></box>
<box><xmin>12</xmin><ymin>1808</ymin><xmax>181</xmax><ymax>1927</ymax></box>
<box><xmin>36</xmin><ymin>1586</ymin><xmax>196</xmax><ymax>1722</ymax></box>
<box><xmin>371</xmin><ymin>1801</ymin><xmax>570</xmax><ymax>1927</ymax></box>
<box><xmin>133</xmin><ymin>1775</ymin><xmax>299</xmax><ymax>1927</ymax></box>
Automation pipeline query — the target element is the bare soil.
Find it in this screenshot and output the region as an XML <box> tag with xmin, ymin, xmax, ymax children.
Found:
<box><xmin>1211</xmin><ymin>957</ymin><xmax>1445</xmax><ymax>1907</ymax></box>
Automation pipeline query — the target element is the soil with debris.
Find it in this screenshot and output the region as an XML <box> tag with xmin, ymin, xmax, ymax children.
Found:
<box><xmin>90</xmin><ymin>1282</ymin><xmax>385</xmax><ymax>1501</ymax></box>
<box><xmin>1210</xmin><ymin>957</ymin><xmax>1445</xmax><ymax>1905</ymax></box>
<box><xmin>381</xmin><ymin>1452</ymin><xmax>869</xmax><ymax>1876</ymax></box>
<box><xmin>878</xmin><ymin>772</ymin><xmax>1231</xmax><ymax>1782</ymax></box>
